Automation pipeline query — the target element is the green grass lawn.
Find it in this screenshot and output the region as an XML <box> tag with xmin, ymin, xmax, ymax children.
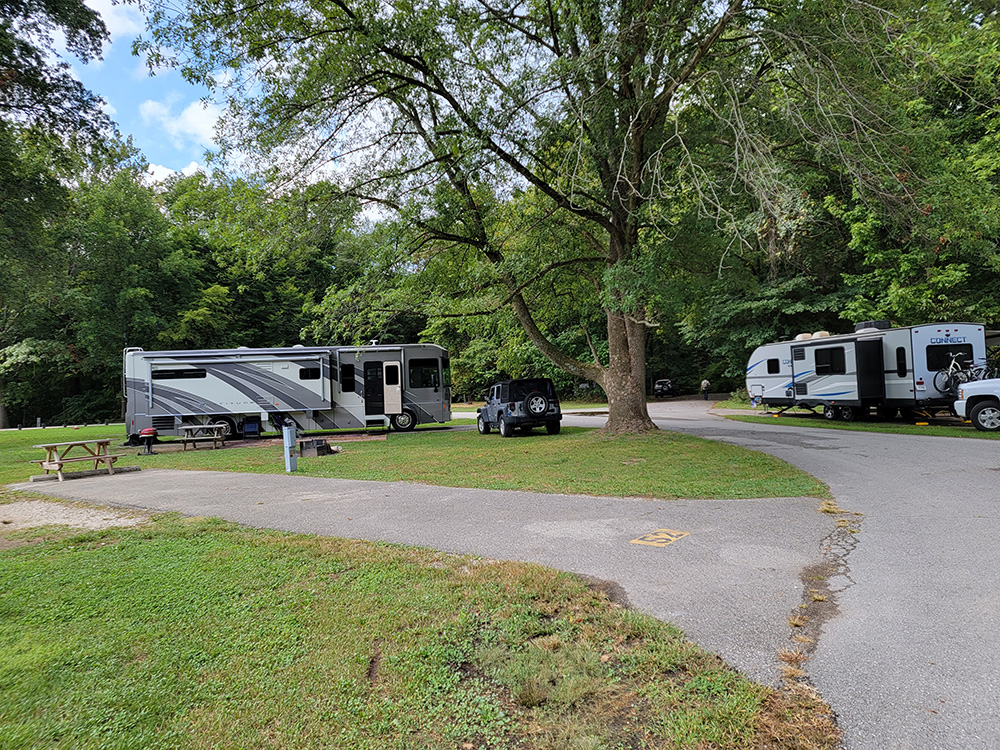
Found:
<box><xmin>0</xmin><ymin>509</ymin><xmax>838</xmax><ymax>749</ymax></box>
<box><xmin>4</xmin><ymin>424</ymin><xmax>828</xmax><ymax>500</ymax></box>
<box><xmin>725</xmin><ymin>413</ymin><xmax>1000</xmax><ymax>439</ymax></box>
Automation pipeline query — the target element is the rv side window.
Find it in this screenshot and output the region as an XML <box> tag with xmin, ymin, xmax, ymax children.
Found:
<box><xmin>151</xmin><ymin>368</ymin><xmax>207</xmax><ymax>380</ymax></box>
<box><xmin>767</xmin><ymin>359</ymin><xmax>780</xmax><ymax>374</ymax></box>
<box><xmin>896</xmin><ymin>348</ymin><xmax>907</xmax><ymax>378</ymax></box>
<box><xmin>409</xmin><ymin>358</ymin><xmax>440</xmax><ymax>389</ymax></box>
<box><xmin>299</xmin><ymin>367</ymin><xmax>321</xmax><ymax>380</ymax></box>
<box><xmin>385</xmin><ymin>364</ymin><xmax>400</xmax><ymax>386</ymax></box>
<box><xmin>442</xmin><ymin>357</ymin><xmax>451</xmax><ymax>387</ymax></box>
<box><xmin>341</xmin><ymin>363</ymin><xmax>356</xmax><ymax>393</ymax></box>
<box><xmin>814</xmin><ymin>347</ymin><xmax>846</xmax><ymax>375</ymax></box>
<box><xmin>926</xmin><ymin>344</ymin><xmax>973</xmax><ymax>371</ymax></box>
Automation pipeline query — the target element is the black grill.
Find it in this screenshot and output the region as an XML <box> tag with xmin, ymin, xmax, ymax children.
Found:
<box><xmin>152</xmin><ymin>416</ymin><xmax>176</xmax><ymax>430</ymax></box>
<box><xmin>795</xmin><ymin>382</ymin><xmax>808</xmax><ymax>396</ymax></box>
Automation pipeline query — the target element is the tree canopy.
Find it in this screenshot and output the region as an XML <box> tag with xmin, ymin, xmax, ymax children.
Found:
<box><xmin>138</xmin><ymin>0</ymin><xmax>1000</xmax><ymax>431</ymax></box>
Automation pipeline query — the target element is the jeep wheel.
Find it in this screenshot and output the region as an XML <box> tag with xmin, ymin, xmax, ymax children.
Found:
<box><xmin>524</xmin><ymin>392</ymin><xmax>549</xmax><ymax>417</ymax></box>
<box><xmin>546</xmin><ymin>422</ymin><xmax>561</xmax><ymax>435</ymax></box>
<box><xmin>970</xmin><ymin>401</ymin><xmax>1000</xmax><ymax>431</ymax></box>
<box><xmin>477</xmin><ymin>415</ymin><xmax>491</xmax><ymax>435</ymax></box>
<box><xmin>498</xmin><ymin>416</ymin><xmax>514</xmax><ymax>438</ymax></box>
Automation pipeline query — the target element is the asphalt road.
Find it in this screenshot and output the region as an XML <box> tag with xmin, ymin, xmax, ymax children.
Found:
<box><xmin>13</xmin><ymin>401</ymin><xmax>1000</xmax><ymax>748</ymax></box>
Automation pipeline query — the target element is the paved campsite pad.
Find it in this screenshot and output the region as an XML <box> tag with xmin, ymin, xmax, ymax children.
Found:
<box><xmin>12</xmin><ymin>468</ymin><xmax>834</xmax><ymax>687</ymax></box>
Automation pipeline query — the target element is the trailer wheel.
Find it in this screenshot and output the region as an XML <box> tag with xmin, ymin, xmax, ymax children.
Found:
<box><xmin>838</xmin><ymin>406</ymin><xmax>856</xmax><ymax>422</ymax></box>
<box><xmin>391</xmin><ymin>410</ymin><xmax>417</xmax><ymax>431</ymax></box>
<box><xmin>970</xmin><ymin>401</ymin><xmax>1000</xmax><ymax>432</ymax></box>
<box><xmin>477</xmin><ymin>415</ymin><xmax>491</xmax><ymax>435</ymax></box>
<box><xmin>823</xmin><ymin>405</ymin><xmax>839</xmax><ymax>420</ymax></box>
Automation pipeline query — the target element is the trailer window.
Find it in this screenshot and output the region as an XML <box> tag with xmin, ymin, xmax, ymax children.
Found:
<box><xmin>926</xmin><ymin>344</ymin><xmax>973</xmax><ymax>371</ymax></box>
<box><xmin>151</xmin><ymin>368</ymin><xmax>207</xmax><ymax>380</ymax></box>
<box><xmin>767</xmin><ymin>359</ymin><xmax>780</xmax><ymax>374</ymax></box>
<box><xmin>409</xmin><ymin>358</ymin><xmax>440</xmax><ymax>389</ymax></box>
<box><xmin>299</xmin><ymin>367</ymin><xmax>321</xmax><ymax>380</ymax></box>
<box><xmin>815</xmin><ymin>347</ymin><xmax>846</xmax><ymax>375</ymax></box>
<box><xmin>896</xmin><ymin>348</ymin><xmax>907</xmax><ymax>378</ymax></box>
<box><xmin>341</xmin><ymin>363</ymin><xmax>356</xmax><ymax>393</ymax></box>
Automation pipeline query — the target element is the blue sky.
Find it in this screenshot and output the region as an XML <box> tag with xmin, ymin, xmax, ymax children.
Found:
<box><xmin>72</xmin><ymin>0</ymin><xmax>221</xmax><ymax>181</ymax></box>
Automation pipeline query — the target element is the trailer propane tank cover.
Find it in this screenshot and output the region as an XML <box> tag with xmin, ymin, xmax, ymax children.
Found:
<box><xmin>283</xmin><ymin>425</ymin><xmax>298</xmax><ymax>473</ymax></box>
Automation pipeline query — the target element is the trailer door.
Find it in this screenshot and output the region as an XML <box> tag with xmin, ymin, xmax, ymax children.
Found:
<box><xmin>363</xmin><ymin>362</ymin><xmax>384</xmax><ymax>415</ymax></box>
<box><xmin>856</xmin><ymin>339</ymin><xmax>885</xmax><ymax>400</ymax></box>
<box><xmin>383</xmin><ymin>361</ymin><xmax>402</xmax><ymax>415</ymax></box>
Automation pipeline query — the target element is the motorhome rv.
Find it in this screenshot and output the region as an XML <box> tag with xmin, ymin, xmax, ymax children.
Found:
<box><xmin>123</xmin><ymin>343</ymin><xmax>451</xmax><ymax>440</ymax></box>
<box><xmin>745</xmin><ymin>321</ymin><xmax>988</xmax><ymax>420</ymax></box>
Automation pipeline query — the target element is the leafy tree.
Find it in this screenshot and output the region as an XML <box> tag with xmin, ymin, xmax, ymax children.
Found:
<box><xmin>141</xmin><ymin>0</ymin><xmax>972</xmax><ymax>432</ymax></box>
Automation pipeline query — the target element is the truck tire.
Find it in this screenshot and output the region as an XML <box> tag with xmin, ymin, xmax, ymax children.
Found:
<box><xmin>477</xmin><ymin>414</ymin><xmax>491</xmax><ymax>435</ymax></box>
<box><xmin>823</xmin><ymin>405</ymin><xmax>839</xmax><ymax>421</ymax></box>
<box><xmin>545</xmin><ymin>422</ymin><xmax>561</xmax><ymax>435</ymax></box>
<box><xmin>970</xmin><ymin>400</ymin><xmax>1000</xmax><ymax>432</ymax></box>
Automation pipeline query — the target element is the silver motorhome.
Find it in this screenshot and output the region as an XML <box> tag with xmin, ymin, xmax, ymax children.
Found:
<box><xmin>746</xmin><ymin>321</ymin><xmax>988</xmax><ymax>420</ymax></box>
<box><xmin>123</xmin><ymin>344</ymin><xmax>451</xmax><ymax>439</ymax></box>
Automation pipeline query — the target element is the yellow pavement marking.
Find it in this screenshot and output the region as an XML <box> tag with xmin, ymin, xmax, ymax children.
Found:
<box><xmin>630</xmin><ymin>529</ymin><xmax>689</xmax><ymax>548</ymax></box>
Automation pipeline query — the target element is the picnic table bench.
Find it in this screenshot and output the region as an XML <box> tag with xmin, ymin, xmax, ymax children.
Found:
<box><xmin>179</xmin><ymin>424</ymin><xmax>228</xmax><ymax>450</ymax></box>
<box><xmin>31</xmin><ymin>439</ymin><xmax>127</xmax><ymax>482</ymax></box>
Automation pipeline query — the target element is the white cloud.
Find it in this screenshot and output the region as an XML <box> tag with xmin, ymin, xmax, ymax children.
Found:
<box><xmin>145</xmin><ymin>161</ymin><xmax>206</xmax><ymax>184</ymax></box>
<box><xmin>85</xmin><ymin>0</ymin><xmax>143</xmax><ymax>40</ymax></box>
<box><xmin>140</xmin><ymin>97</ymin><xmax>222</xmax><ymax>150</ymax></box>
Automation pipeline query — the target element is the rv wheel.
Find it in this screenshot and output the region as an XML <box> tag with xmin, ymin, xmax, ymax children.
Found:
<box><xmin>823</xmin><ymin>405</ymin><xmax>839</xmax><ymax>421</ymax></box>
<box><xmin>391</xmin><ymin>410</ymin><xmax>417</xmax><ymax>431</ymax></box>
<box><xmin>838</xmin><ymin>406</ymin><xmax>856</xmax><ymax>422</ymax></box>
<box><xmin>215</xmin><ymin>417</ymin><xmax>239</xmax><ymax>437</ymax></box>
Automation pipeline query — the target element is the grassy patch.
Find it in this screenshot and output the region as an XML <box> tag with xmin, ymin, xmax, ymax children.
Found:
<box><xmin>726</xmin><ymin>414</ymin><xmax>1000</xmax><ymax>440</ymax></box>
<box><xmin>4</xmin><ymin>425</ymin><xmax>828</xmax><ymax>499</ymax></box>
<box><xmin>0</xmin><ymin>512</ymin><xmax>839</xmax><ymax>749</ymax></box>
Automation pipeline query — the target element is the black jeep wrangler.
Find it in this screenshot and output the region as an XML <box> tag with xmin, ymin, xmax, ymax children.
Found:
<box><xmin>477</xmin><ymin>378</ymin><xmax>562</xmax><ymax>437</ymax></box>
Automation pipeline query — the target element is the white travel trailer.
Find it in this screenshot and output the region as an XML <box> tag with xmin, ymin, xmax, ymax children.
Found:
<box><xmin>123</xmin><ymin>343</ymin><xmax>451</xmax><ymax>440</ymax></box>
<box><xmin>745</xmin><ymin>321</ymin><xmax>989</xmax><ymax>420</ymax></box>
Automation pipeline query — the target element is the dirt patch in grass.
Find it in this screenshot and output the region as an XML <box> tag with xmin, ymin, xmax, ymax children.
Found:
<box><xmin>0</xmin><ymin>498</ymin><xmax>152</xmax><ymax>550</ymax></box>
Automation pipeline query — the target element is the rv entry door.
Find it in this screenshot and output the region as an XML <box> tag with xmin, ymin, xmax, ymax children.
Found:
<box><xmin>364</xmin><ymin>362</ymin><xmax>384</xmax><ymax>415</ymax></box>
<box><xmin>383</xmin><ymin>362</ymin><xmax>402</xmax><ymax>415</ymax></box>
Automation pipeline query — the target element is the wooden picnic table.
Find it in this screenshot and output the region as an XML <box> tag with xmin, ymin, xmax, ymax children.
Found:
<box><xmin>32</xmin><ymin>439</ymin><xmax>126</xmax><ymax>482</ymax></box>
<box><xmin>179</xmin><ymin>423</ymin><xmax>228</xmax><ymax>450</ymax></box>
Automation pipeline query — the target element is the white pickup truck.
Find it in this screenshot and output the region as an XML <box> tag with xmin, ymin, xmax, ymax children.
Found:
<box><xmin>955</xmin><ymin>380</ymin><xmax>1000</xmax><ymax>431</ymax></box>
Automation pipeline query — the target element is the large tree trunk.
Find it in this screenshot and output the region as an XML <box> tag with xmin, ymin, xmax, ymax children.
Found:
<box><xmin>603</xmin><ymin>312</ymin><xmax>656</xmax><ymax>434</ymax></box>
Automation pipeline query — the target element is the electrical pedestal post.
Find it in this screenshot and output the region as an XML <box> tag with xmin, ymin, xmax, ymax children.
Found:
<box><xmin>283</xmin><ymin>424</ymin><xmax>298</xmax><ymax>473</ymax></box>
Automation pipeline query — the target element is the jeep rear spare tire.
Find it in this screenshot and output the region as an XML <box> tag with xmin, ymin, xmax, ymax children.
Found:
<box><xmin>524</xmin><ymin>392</ymin><xmax>548</xmax><ymax>417</ymax></box>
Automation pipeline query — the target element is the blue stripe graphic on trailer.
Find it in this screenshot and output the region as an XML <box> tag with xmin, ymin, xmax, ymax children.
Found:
<box><xmin>746</xmin><ymin>360</ymin><xmax>765</xmax><ymax>373</ymax></box>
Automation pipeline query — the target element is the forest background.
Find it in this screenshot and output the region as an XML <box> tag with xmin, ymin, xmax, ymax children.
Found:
<box><xmin>1</xmin><ymin>0</ymin><xmax>998</xmax><ymax>430</ymax></box>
